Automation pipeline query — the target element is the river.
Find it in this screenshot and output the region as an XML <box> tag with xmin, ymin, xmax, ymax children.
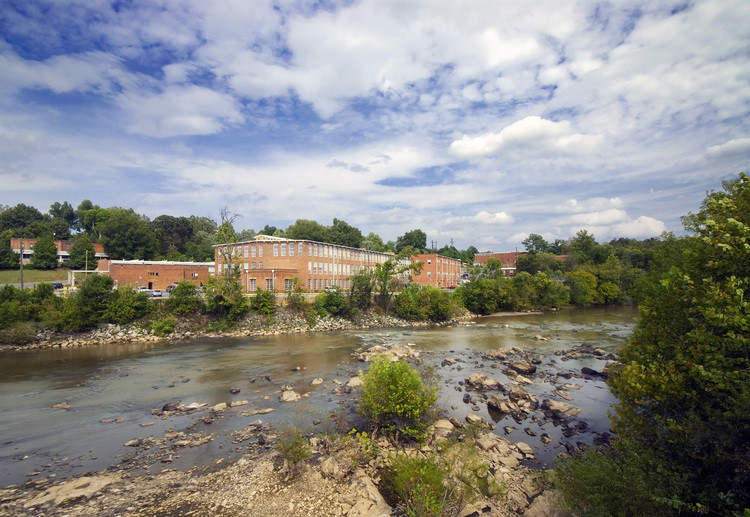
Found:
<box><xmin>0</xmin><ymin>306</ymin><xmax>636</xmax><ymax>487</ymax></box>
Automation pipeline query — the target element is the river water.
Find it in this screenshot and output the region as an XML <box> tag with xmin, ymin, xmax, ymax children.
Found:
<box><xmin>0</xmin><ymin>306</ymin><xmax>636</xmax><ymax>487</ymax></box>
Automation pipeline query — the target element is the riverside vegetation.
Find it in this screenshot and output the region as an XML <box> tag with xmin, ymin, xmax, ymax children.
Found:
<box><xmin>1</xmin><ymin>174</ymin><xmax>747</xmax><ymax>515</ymax></box>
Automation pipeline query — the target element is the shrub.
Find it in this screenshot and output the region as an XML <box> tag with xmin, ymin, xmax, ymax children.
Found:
<box><xmin>151</xmin><ymin>315</ymin><xmax>175</xmax><ymax>336</ymax></box>
<box><xmin>316</xmin><ymin>288</ymin><xmax>348</xmax><ymax>316</ymax></box>
<box><xmin>394</xmin><ymin>285</ymin><xmax>459</xmax><ymax>322</ymax></box>
<box><xmin>0</xmin><ymin>321</ymin><xmax>37</xmax><ymax>345</ymax></box>
<box><xmin>103</xmin><ymin>286</ymin><xmax>151</xmax><ymax>324</ymax></box>
<box><xmin>275</xmin><ymin>424</ymin><xmax>312</xmax><ymax>465</ymax></box>
<box><xmin>205</xmin><ymin>276</ymin><xmax>249</xmax><ymax>321</ymax></box>
<box><xmin>552</xmin><ymin>447</ymin><xmax>670</xmax><ymax>516</ymax></box>
<box><xmin>166</xmin><ymin>281</ymin><xmax>204</xmax><ymax>315</ymax></box>
<box><xmin>358</xmin><ymin>355</ymin><xmax>437</xmax><ymax>440</ymax></box>
<box><xmin>285</xmin><ymin>277</ymin><xmax>307</xmax><ymax>312</ymax></box>
<box><xmin>380</xmin><ymin>442</ymin><xmax>503</xmax><ymax>517</ymax></box>
<box><xmin>250</xmin><ymin>288</ymin><xmax>275</xmax><ymax>317</ymax></box>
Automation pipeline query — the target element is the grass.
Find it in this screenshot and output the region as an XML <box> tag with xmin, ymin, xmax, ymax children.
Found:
<box><xmin>0</xmin><ymin>268</ymin><xmax>69</xmax><ymax>285</ymax></box>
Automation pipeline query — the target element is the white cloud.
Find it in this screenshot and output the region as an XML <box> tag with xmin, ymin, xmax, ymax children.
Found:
<box><xmin>706</xmin><ymin>137</ymin><xmax>750</xmax><ymax>159</ymax></box>
<box><xmin>120</xmin><ymin>85</ymin><xmax>244</xmax><ymax>137</ymax></box>
<box><xmin>556</xmin><ymin>198</ymin><xmax>625</xmax><ymax>213</ymax></box>
<box><xmin>449</xmin><ymin>116</ymin><xmax>604</xmax><ymax>158</ymax></box>
<box><xmin>473</xmin><ymin>211</ymin><xmax>514</xmax><ymax>225</ymax></box>
<box><xmin>612</xmin><ymin>216</ymin><xmax>668</xmax><ymax>239</ymax></box>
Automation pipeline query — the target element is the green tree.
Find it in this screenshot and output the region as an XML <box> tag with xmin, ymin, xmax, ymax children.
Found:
<box><xmin>67</xmin><ymin>234</ymin><xmax>97</xmax><ymax>270</ymax></box>
<box><xmin>183</xmin><ymin>230</ymin><xmax>216</xmax><ymax>261</ymax></box>
<box><xmin>103</xmin><ymin>286</ymin><xmax>151</xmax><ymax>324</ymax></box>
<box><xmin>522</xmin><ymin>233</ymin><xmax>552</xmax><ymax>253</ymax></box>
<box><xmin>395</xmin><ymin>229</ymin><xmax>427</xmax><ymax>253</ymax></box>
<box><xmin>0</xmin><ymin>230</ymin><xmax>17</xmax><ymax>269</ymax></box>
<box><xmin>565</xmin><ymin>270</ymin><xmax>598</xmax><ymax>306</ymax></box>
<box><xmin>606</xmin><ymin>172</ymin><xmax>750</xmax><ymax>514</ymax></box>
<box><xmin>151</xmin><ymin>215</ymin><xmax>194</xmax><ymax>257</ymax></box>
<box><xmin>362</xmin><ymin>232</ymin><xmax>389</xmax><ymax>252</ymax></box>
<box><xmin>516</xmin><ymin>251</ymin><xmax>563</xmax><ymax>275</ymax></box>
<box><xmin>349</xmin><ymin>268</ymin><xmax>375</xmax><ymax>311</ymax></box>
<box><xmin>30</xmin><ymin>233</ymin><xmax>58</xmax><ymax>269</ymax></box>
<box><xmin>284</xmin><ymin>219</ymin><xmax>328</xmax><ymax>242</ymax></box>
<box><xmin>327</xmin><ymin>218</ymin><xmax>363</xmax><ymax>248</ymax></box>
<box><xmin>0</xmin><ymin>203</ymin><xmax>46</xmax><ymax>237</ymax></box>
<box><xmin>98</xmin><ymin>208</ymin><xmax>158</xmax><ymax>260</ymax></box>
<box><xmin>258</xmin><ymin>224</ymin><xmax>278</xmax><ymax>236</ymax></box>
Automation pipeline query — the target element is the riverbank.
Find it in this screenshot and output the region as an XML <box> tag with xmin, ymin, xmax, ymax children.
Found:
<box><xmin>0</xmin><ymin>309</ymin><xmax>477</xmax><ymax>353</ymax></box>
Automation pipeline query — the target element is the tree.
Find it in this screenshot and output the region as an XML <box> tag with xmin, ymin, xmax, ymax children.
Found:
<box><xmin>67</xmin><ymin>234</ymin><xmax>96</xmax><ymax>270</ymax></box>
<box><xmin>395</xmin><ymin>229</ymin><xmax>426</xmax><ymax>254</ymax></box>
<box><xmin>258</xmin><ymin>225</ymin><xmax>278</xmax><ymax>236</ymax></box>
<box><xmin>30</xmin><ymin>233</ymin><xmax>58</xmax><ymax>269</ymax></box>
<box><xmin>565</xmin><ymin>270</ymin><xmax>598</xmax><ymax>306</ymax></box>
<box><xmin>75</xmin><ymin>200</ymin><xmax>106</xmax><ymax>238</ymax></box>
<box><xmin>373</xmin><ymin>248</ymin><xmax>423</xmax><ymax>313</ymax></box>
<box><xmin>98</xmin><ymin>208</ymin><xmax>158</xmax><ymax>260</ymax></box>
<box><xmin>516</xmin><ymin>251</ymin><xmax>563</xmax><ymax>275</ymax></box>
<box><xmin>0</xmin><ymin>230</ymin><xmax>17</xmax><ymax>269</ymax></box>
<box><xmin>284</xmin><ymin>219</ymin><xmax>327</xmax><ymax>242</ymax></box>
<box><xmin>327</xmin><ymin>218</ymin><xmax>363</xmax><ymax>248</ymax></box>
<box><xmin>0</xmin><ymin>203</ymin><xmax>46</xmax><ymax>237</ymax></box>
<box><xmin>362</xmin><ymin>232</ymin><xmax>389</xmax><ymax>252</ymax></box>
<box><xmin>522</xmin><ymin>233</ymin><xmax>552</xmax><ymax>253</ymax></box>
<box><xmin>607</xmin><ymin>172</ymin><xmax>750</xmax><ymax>514</ymax></box>
<box><xmin>349</xmin><ymin>268</ymin><xmax>374</xmax><ymax>311</ymax></box>
<box><xmin>151</xmin><ymin>215</ymin><xmax>194</xmax><ymax>257</ymax></box>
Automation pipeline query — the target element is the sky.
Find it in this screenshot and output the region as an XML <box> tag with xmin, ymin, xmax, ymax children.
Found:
<box><xmin>1</xmin><ymin>0</ymin><xmax>748</xmax><ymax>251</ymax></box>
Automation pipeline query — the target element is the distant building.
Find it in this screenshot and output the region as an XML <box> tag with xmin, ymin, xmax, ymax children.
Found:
<box><xmin>10</xmin><ymin>237</ymin><xmax>107</xmax><ymax>266</ymax></box>
<box><xmin>410</xmin><ymin>253</ymin><xmax>462</xmax><ymax>288</ymax></box>
<box><xmin>214</xmin><ymin>235</ymin><xmax>394</xmax><ymax>293</ymax></box>
<box><xmin>473</xmin><ymin>251</ymin><xmax>521</xmax><ymax>277</ymax></box>
<box><xmin>97</xmin><ymin>259</ymin><xmax>214</xmax><ymax>290</ymax></box>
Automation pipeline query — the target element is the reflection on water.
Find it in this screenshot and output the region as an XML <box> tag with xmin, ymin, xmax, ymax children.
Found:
<box><xmin>0</xmin><ymin>306</ymin><xmax>636</xmax><ymax>486</ymax></box>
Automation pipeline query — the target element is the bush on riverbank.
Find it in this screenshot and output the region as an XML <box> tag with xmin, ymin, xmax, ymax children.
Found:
<box><xmin>359</xmin><ymin>356</ymin><xmax>437</xmax><ymax>441</ymax></box>
<box><xmin>393</xmin><ymin>285</ymin><xmax>459</xmax><ymax>322</ymax></box>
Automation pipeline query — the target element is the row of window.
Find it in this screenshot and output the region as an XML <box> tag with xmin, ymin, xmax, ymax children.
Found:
<box><xmin>219</xmin><ymin>241</ymin><xmax>392</xmax><ymax>263</ymax></box>
<box><xmin>246</xmin><ymin>277</ymin><xmax>352</xmax><ymax>292</ymax></box>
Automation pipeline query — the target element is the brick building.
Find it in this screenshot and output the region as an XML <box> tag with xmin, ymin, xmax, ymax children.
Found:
<box><xmin>410</xmin><ymin>253</ymin><xmax>462</xmax><ymax>288</ymax></box>
<box><xmin>97</xmin><ymin>259</ymin><xmax>214</xmax><ymax>290</ymax></box>
<box><xmin>10</xmin><ymin>237</ymin><xmax>107</xmax><ymax>265</ymax></box>
<box><xmin>473</xmin><ymin>251</ymin><xmax>521</xmax><ymax>277</ymax></box>
<box><xmin>215</xmin><ymin>235</ymin><xmax>395</xmax><ymax>293</ymax></box>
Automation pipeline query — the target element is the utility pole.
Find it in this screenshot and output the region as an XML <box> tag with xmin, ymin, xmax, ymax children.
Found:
<box><xmin>450</xmin><ymin>238</ymin><xmax>454</xmax><ymax>248</ymax></box>
<box><xmin>85</xmin><ymin>249</ymin><xmax>88</xmax><ymax>272</ymax></box>
<box><xmin>19</xmin><ymin>241</ymin><xmax>24</xmax><ymax>289</ymax></box>
<box><xmin>431</xmin><ymin>240</ymin><xmax>437</xmax><ymax>251</ymax></box>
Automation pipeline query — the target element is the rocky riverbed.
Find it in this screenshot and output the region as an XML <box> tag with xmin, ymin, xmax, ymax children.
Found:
<box><xmin>0</xmin><ymin>334</ymin><xmax>621</xmax><ymax>516</ymax></box>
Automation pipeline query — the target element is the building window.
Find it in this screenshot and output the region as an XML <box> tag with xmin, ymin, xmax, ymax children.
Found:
<box><xmin>249</xmin><ymin>279</ymin><xmax>256</xmax><ymax>291</ymax></box>
<box><xmin>259</xmin><ymin>262</ymin><xmax>263</xmax><ymax>269</ymax></box>
<box><xmin>258</xmin><ymin>245</ymin><xmax>263</xmax><ymax>257</ymax></box>
<box><xmin>308</xmin><ymin>279</ymin><xmax>311</xmax><ymax>290</ymax></box>
<box><xmin>289</xmin><ymin>244</ymin><xmax>294</xmax><ymax>256</ymax></box>
<box><xmin>244</xmin><ymin>245</ymin><xmax>249</xmax><ymax>256</ymax></box>
<box><xmin>427</xmin><ymin>259</ymin><xmax>431</xmax><ymax>264</ymax></box>
<box><xmin>266</xmin><ymin>278</ymin><xmax>273</xmax><ymax>291</ymax></box>
<box><xmin>282</xmin><ymin>243</ymin><xmax>287</xmax><ymax>256</ymax></box>
<box><xmin>427</xmin><ymin>272</ymin><xmax>432</xmax><ymax>277</ymax></box>
<box><xmin>273</xmin><ymin>244</ymin><xmax>279</xmax><ymax>256</ymax></box>
<box><xmin>251</xmin><ymin>245</ymin><xmax>256</xmax><ymax>257</ymax></box>
<box><xmin>252</xmin><ymin>262</ymin><xmax>256</xmax><ymax>269</ymax></box>
<box><xmin>192</xmin><ymin>273</ymin><xmax>198</xmax><ymax>279</ymax></box>
<box><xmin>244</xmin><ymin>263</ymin><xmax>249</xmax><ymax>270</ymax></box>
<box><xmin>308</xmin><ymin>262</ymin><xmax>312</xmax><ymax>274</ymax></box>
<box><xmin>284</xmin><ymin>278</ymin><xmax>292</xmax><ymax>291</ymax></box>
<box><xmin>299</xmin><ymin>243</ymin><xmax>304</xmax><ymax>255</ymax></box>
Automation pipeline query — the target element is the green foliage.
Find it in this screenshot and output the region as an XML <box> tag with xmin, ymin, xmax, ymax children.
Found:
<box><xmin>66</xmin><ymin>274</ymin><xmax>116</xmax><ymax>331</ymax></box>
<box><xmin>532</xmin><ymin>272</ymin><xmax>570</xmax><ymax>308</ymax></box>
<box><xmin>66</xmin><ymin>234</ymin><xmax>97</xmax><ymax>270</ymax></box>
<box><xmin>205</xmin><ymin>276</ymin><xmax>249</xmax><ymax>321</ymax></box>
<box><xmin>393</xmin><ymin>285</ymin><xmax>459</xmax><ymax>322</ymax></box>
<box><xmin>166</xmin><ymin>281</ymin><xmax>204</xmax><ymax>315</ymax></box>
<box><xmin>0</xmin><ymin>203</ymin><xmax>46</xmax><ymax>237</ymax></box>
<box><xmin>275</xmin><ymin>424</ymin><xmax>312</xmax><ymax>465</ymax></box>
<box><xmin>553</xmin><ymin>448</ymin><xmax>672</xmax><ymax>516</ymax></box>
<box><xmin>315</xmin><ymin>288</ymin><xmax>348</xmax><ymax>316</ymax></box>
<box><xmin>0</xmin><ymin>230</ymin><xmax>18</xmax><ymax>268</ymax></box>
<box><xmin>0</xmin><ymin>321</ymin><xmax>37</xmax><ymax>345</ymax></box>
<box><xmin>349</xmin><ymin>268</ymin><xmax>374</xmax><ymax>311</ymax></box>
<box><xmin>597</xmin><ymin>281</ymin><xmax>620</xmax><ymax>304</ymax></box>
<box><xmin>380</xmin><ymin>442</ymin><xmax>503</xmax><ymax>517</ymax></box>
<box><xmin>396</xmin><ymin>229</ymin><xmax>427</xmax><ymax>253</ymax></box>
<box><xmin>99</xmin><ymin>207</ymin><xmax>159</xmax><ymax>260</ymax></box>
<box><xmin>606</xmin><ymin>172</ymin><xmax>750</xmax><ymax>515</ymax></box>
<box><xmin>284</xmin><ymin>219</ymin><xmax>328</xmax><ymax>242</ymax></box>
<box><xmin>565</xmin><ymin>270</ymin><xmax>598</xmax><ymax>305</ymax></box>
<box><xmin>151</xmin><ymin>315</ymin><xmax>175</xmax><ymax>336</ymax></box>
<box><xmin>516</xmin><ymin>251</ymin><xmax>564</xmax><ymax>275</ymax></box>
<box><xmin>30</xmin><ymin>233</ymin><xmax>58</xmax><ymax>269</ymax></box>
<box><xmin>249</xmin><ymin>288</ymin><xmax>275</xmax><ymax>317</ymax></box>
<box><xmin>358</xmin><ymin>356</ymin><xmax>437</xmax><ymax>440</ymax></box>
<box><xmin>285</xmin><ymin>277</ymin><xmax>307</xmax><ymax>312</ymax></box>
<box><xmin>103</xmin><ymin>286</ymin><xmax>152</xmax><ymax>324</ymax></box>
<box><xmin>327</xmin><ymin>218</ymin><xmax>363</xmax><ymax>248</ymax></box>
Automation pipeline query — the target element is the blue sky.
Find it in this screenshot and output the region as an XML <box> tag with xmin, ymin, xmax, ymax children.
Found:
<box><xmin>1</xmin><ymin>0</ymin><xmax>748</xmax><ymax>250</ymax></box>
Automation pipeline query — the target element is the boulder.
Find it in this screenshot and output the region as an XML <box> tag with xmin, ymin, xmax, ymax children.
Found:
<box><xmin>487</xmin><ymin>395</ymin><xmax>529</xmax><ymax>422</ymax></box>
<box><xmin>161</xmin><ymin>400</ymin><xmax>181</xmax><ymax>412</ymax></box>
<box><xmin>465</xmin><ymin>372</ymin><xmax>505</xmax><ymax>391</ymax></box>
<box><xmin>279</xmin><ymin>390</ymin><xmax>301</xmax><ymax>403</ymax></box>
<box><xmin>508</xmin><ymin>360</ymin><xmax>537</xmax><ymax>376</ymax></box>
<box><xmin>541</xmin><ymin>399</ymin><xmax>582</xmax><ymax>419</ymax></box>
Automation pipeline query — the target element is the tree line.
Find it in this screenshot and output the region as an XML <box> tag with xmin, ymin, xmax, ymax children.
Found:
<box><xmin>0</xmin><ymin>201</ymin><xmax>480</xmax><ymax>269</ymax></box>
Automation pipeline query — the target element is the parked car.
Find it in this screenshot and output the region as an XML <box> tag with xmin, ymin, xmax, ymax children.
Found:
<box><xmin>150</xmin><ymin>289</ymin><xmax>162</xmax><ymax>297</ymax></box>
<box><xmin>52</xmin><ymin>282</ymin><xmax>64</xmax><ymax>289</ymax></box>
<box><xmin>137</xmin><ymin>286</ymin><xmax>152</xmax><ymax>296</ymax></box>
<box><xmin>166</xmin><ymin>283</ymin><xmax>179</xmax><ymax>294</ymax></box>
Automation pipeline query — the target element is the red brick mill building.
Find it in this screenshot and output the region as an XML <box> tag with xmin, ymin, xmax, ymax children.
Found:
<box><xmin>96</xmin><ymin>259</ymin><xmax>214</xmax><ymax>290</ymax></box>
<box><xmin>214</xmin><ymin>235</ymin><xmax>462</xmax><ymax>293</ymax></box>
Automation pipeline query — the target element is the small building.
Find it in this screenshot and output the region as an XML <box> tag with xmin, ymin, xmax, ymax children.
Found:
<box><xmin>97</xmin><ymin>259</ymin><xmax>214</xmax><ymax>290</ymax></box>
<box><xmin>473</xmin><ymin>251</ymin><xmax>521</xmax><ymax>277</ymax></box>
<box><xmin>410</xmin><ymin>254</ymin><xmax>462</xmax><ymax>288</ymax></box>
<box><xmin>10</xmin><ymin>237</ymin><xmax>107</xmax><ymax>265</ymax></box>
